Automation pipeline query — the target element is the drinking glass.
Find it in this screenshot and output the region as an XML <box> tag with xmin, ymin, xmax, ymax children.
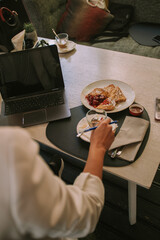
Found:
<box><xmin>55</xmin><ymin>33</ymin><xmax>68</xmax><ymax>48</ymax></box>
<box><xmin>86</xmin><ymin>109</ymin><xmax>107</xmax><ymax>127</ymax></box>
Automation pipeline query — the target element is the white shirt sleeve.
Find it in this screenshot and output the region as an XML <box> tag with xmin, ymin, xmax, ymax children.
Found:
<box><xmin>3</xmin><ymin>127</ymin><xmax>104</xmax><ymax>239</ymax></box>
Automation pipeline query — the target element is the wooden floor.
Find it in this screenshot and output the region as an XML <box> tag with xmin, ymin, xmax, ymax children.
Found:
<box><xmin>62</xmin><ymin>161</ymin><xmax>160</xmax><ymax>240</ymax></box>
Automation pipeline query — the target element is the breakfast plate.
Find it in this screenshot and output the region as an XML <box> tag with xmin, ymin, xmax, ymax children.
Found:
<box><xmin>81</xmin><ymin>79</ymin><xmax>135</xmax><ymax>113</ymax></box>
<box><xmin>77</xmin><ymin>117</ymin><xmax>117</xmax><ymax>142</ymax></box>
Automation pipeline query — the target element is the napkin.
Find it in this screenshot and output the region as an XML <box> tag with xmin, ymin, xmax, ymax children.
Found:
<box><xmin>11</xmin><ymin>30</ymin><xmax>25</xmax><ymax>51</ymax></box>
<box><xmin>109</xmin><ymin>116</ymin><xmax>149</xmax><ymax>162</ymax></box>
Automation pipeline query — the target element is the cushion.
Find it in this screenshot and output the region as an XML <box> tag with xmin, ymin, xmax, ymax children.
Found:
<box><xmin>57</xmin><ymin>0</ymin><xmax>114</xmax><ymax>42</ymax></box>
<box><xmin>23</xmin><ymin>0</ymin><xmax>66</xmax><ymax>38</ymax></box>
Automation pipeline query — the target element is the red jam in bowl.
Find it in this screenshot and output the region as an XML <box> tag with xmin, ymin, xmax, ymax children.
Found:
<box><xmin>129</xmin><ymin>104</ymin><xmax>144</xmax><ymax>116</ymax></box>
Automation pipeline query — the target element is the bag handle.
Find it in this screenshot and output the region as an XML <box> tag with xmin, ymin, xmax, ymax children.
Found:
<box><xmin>86</xmin><ymin>0</ymin><xmax>110</xmax><ymax>12</ymax></box>
<box><xmin>0</xmin><ymin>7</ymin><xmax>18</xmax><ymax>26</ymax></box>
<box><xmin>86</xmin><ymin>0</ymin><xmax>98</xmax><ymax>7</ymax></box>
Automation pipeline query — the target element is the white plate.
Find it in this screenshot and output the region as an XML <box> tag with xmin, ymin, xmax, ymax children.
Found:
<box><xmin>77</xmin><ymin>117</ymin><xmax>117</xmax><ymax>143</ymax></box>
<box><xmin>81</xmin><ymin>79</ymin><xmax>135</xmax><ymax>113</ymax></box>
<box><xmin>57</xmin><ymin>40</ymin><xmax>76</xmax><ymax>54</ymax></box>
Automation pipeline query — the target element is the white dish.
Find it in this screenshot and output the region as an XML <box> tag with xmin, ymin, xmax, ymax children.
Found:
<box><xmin>77</xmin><ymin>117</ymin><xmax>117</xmax><ymax>143</ymax></box>
<box><xmin>57</xmin><ymin>40</ymin><xmax>76</xmax><ymax>54</ymax></box>
<box><xmin>81</xmin><ymin>79</ymin><xmax>135</xmax><ymax>113</ymax></box>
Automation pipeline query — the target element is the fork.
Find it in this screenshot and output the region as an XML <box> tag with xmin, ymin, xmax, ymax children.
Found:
<box><xmin>76</xmin><ymin>120</ymin><xmax>118</xmax><ymax>138</ymax></box>
<box><xmin>76</xmin><ymin>126</ymin><xmax>97</xmax><ymax>137</ymax></box>
<box><xmin>110</xmin><ymin>146</ymin><xmax>123</xmax><ymax>158</ymax></box>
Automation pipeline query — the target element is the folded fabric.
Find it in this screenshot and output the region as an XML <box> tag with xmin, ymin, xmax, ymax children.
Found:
<box><xmin>109</xmin><ymin>116</ymin><xmax>149</xmax><ymax>162</ymax></box>
<box><xmin>11</xmin><ymin>30</ymin><xmax>25</xmax><ymax>51</ymax></box>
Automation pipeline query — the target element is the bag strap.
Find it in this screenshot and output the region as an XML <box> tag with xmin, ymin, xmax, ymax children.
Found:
<box><xmin>91</xmin><ymin>32</ymin><xmax>129</xmax><ymax>44</ymax></box>
<box><xmin>0</xmin><ymin>7</ymin><xmax>18</xmax><ymax>26</ymax></box>
<box><xmin>0</xmin><ymin>44</ymin><xmax>8</xmax><ymax>53</ymax></box>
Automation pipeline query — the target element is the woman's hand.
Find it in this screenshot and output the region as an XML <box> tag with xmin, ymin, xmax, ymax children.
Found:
<box><xmin>90</xmin><ymin>118</ymin><xmax>115</xmax><ymax>154</ymax></box>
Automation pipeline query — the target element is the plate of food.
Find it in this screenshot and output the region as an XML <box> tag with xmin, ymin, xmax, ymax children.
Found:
<box><xmin>77</xmin><ymin>116</ymin><xmax>118</xmax><ymax>142</ymax></box>
<box><xmin>81</xmin><ymin>79</ymin><xmax>135</xmax><ymax>113</ymax></box>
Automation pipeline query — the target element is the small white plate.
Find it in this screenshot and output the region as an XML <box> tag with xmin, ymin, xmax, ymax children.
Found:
<box><xmin>77</xmin><ymin>117</ymin><xmax>117</xmax><ymax>143</ymax></box>
<box><xmin>81</xmin><ymin>79</ymin><xmax>135</xmax><ymax>113</ymax></box>
<box><xmin>57</xmin><ymin>40</ymin><xmax>76</xmax><ymax>54</ymax></box>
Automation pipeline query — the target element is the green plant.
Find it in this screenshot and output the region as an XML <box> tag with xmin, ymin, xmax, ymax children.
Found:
<box><xmin>24</xmin><ymin>22</ymin><xmax>35</xmax><ymax>33</ymax></box>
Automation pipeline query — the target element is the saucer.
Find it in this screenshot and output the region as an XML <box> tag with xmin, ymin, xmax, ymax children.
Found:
<box><xmin>77</xmin><ymin>117</ymin><xmax>91</xmax><ymax>142</ymax></box>
<box><xmin>57</xmin><ymin>40</ymin><xmax>76</xmax><ymax>54</ymax></box>
<box><xmin>77</xmin><ymin>117</ymin><xmax>117</xmax><ymax>143</ymax></box>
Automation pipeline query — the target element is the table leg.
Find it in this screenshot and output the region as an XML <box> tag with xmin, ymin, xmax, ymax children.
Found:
<box><xmin>128</xmin><ymin>181</ymin><xmax>137</xmax><ymax>225</ymax></box>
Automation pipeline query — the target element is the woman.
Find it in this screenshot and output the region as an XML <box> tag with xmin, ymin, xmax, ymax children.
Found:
<box><xmin>0</xmin><ymin>118</ymin><xmax>114</xmax><ymax>240</ymax></box>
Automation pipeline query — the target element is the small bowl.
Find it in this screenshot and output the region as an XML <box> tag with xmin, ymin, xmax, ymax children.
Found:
<box><xmin>129</xmin><ymin>103</ymin><xmax>144</xmax><ymax>116</ymax></box>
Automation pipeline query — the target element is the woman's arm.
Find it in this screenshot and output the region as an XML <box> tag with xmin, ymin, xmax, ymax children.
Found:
<box><xmin>83</xmin><ymin>118</ymin><xmax>115</xmax><ymax>179</ymax></box>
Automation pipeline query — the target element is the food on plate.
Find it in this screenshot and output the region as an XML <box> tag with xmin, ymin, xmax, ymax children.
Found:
<box><xmin>85</xmin><ymin>84</ymin><xmax>126</xmax><ymax>110</ymax></box>
<box><xmin>85</xmin><ymin>87</ymin><xmax>109</xmax><ymax>107</ymax></box>
<box><xmin>96</xmin><ymin>98</ymin><xmax>115</xmax><ymax>111</ymax></box>
<box><xmin>109</xmin><ymin>86</ymin><xmax>126</xmax><ymax>103</ymax></box>
<box><xmin>104</xmin><ymin>84</ymin><xmax>115</xmax><ymax>94</ymax></box>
